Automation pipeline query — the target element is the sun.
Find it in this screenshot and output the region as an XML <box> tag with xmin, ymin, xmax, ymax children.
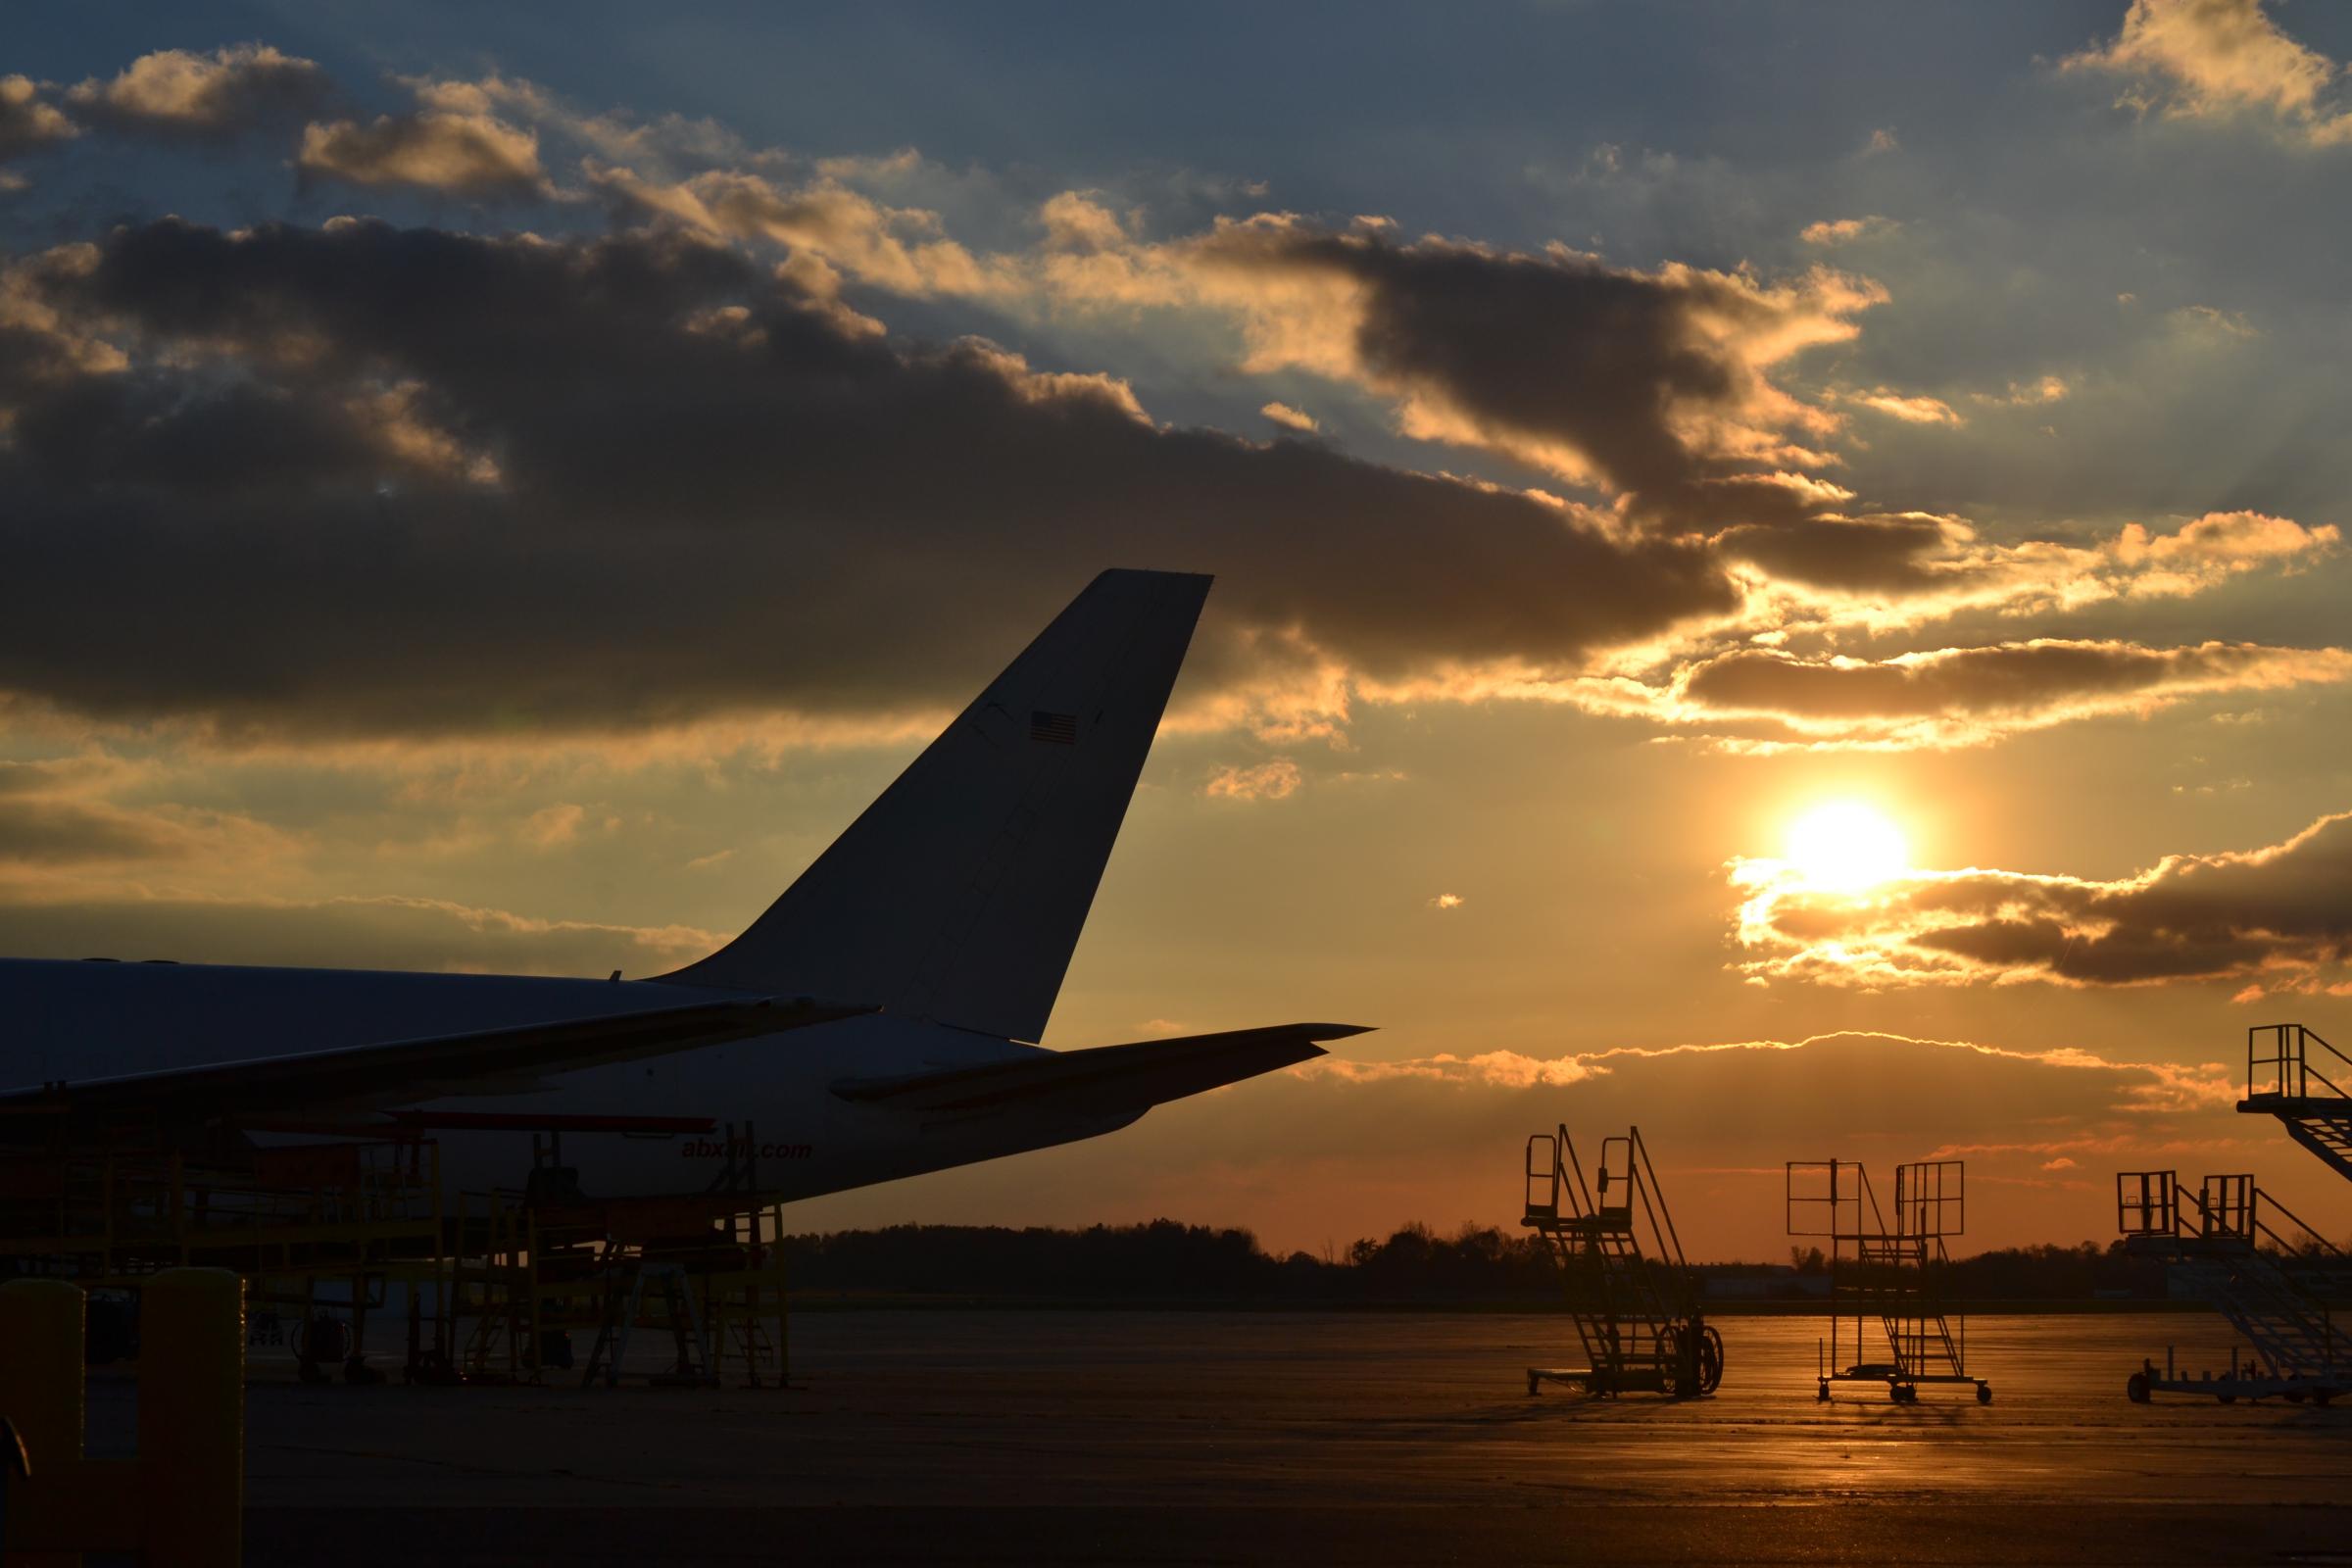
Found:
<box><xmin>1784</xmin><ymin>801</ymin><xmax>1911</xmax><ymax>892</ymax></box>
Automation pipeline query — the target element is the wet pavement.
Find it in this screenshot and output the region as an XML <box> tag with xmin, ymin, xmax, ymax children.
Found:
<box><xmin>109</xmin><ymin>1309</ymin><xmax>2352</xmax><ymax>1561</ymax></box>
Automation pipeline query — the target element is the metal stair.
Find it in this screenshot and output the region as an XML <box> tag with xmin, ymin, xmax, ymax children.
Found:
<box><xmin>2239</xmin><ymin>1024</ymin><xmax>2352</xmax><ymax>1183</ymax></box>
<box><xmin>1521</xmin><ymin>1125</ymin><xmax>1721</xmax><ymax>1397</ymax></box>
<box><xmin>1788</xmin><ymin>1157</ymin><xmax>1989</xmax><ymax>1403</ymax></box>
<box><xmin>2116</xmin><ymin>1169</ymin><xmax>2346</xmax><ymax>1403</ymax></box>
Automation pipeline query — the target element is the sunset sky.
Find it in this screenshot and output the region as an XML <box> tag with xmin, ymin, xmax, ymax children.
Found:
<box><xmin>5</xmin><ymin>0</ymin><xmax>2350</xmax><ymax>1260</ymax></box>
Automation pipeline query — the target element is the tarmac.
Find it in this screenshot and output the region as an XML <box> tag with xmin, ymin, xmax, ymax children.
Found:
<box><xmin>95</xmin><ymin>1308</ymin><xmax>2352</xmax><ymax>1563</ymax></box>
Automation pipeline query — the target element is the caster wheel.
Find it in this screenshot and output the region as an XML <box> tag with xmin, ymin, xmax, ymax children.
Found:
<box><xmin>1817</xmin><ymin>1381</ymin><xmax>1831</xmax><ymax>1403</ymax></box>
<box><xmin>1976</xmin><ymin>1384</ymin><xmax>1992</xmax><ymax>1405</ymax></box>
<box><xmin>2127</xmin><ymin>1372</ymin><xmax>2150</xmax><ymax>1404</ymax></box>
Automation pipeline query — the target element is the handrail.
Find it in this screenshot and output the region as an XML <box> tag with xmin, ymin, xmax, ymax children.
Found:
<box><xmin>2248</xmin><ymin>1023</ymin><xmax>2349</xmax><ymax>1102</ymax></box>
<box><xmin>2251</xmin><ymin>1186</ymin><xmax>2346</xmax><ymax>1260</ymax></box>
<box><xmin>1558</xmin><ymin>1124</ymin><xmax>1597</xmax><ymax>1221</ymax></box>
<box><xmin>1629</xmin><ymin>1126</ymin><xmax>1689</xmax><ymax>1270</ymax></box>
<box><xmin>2128</xmin><ymin>1166</ymin><xmax>2343</xmax><ymax>1258</ymax></box>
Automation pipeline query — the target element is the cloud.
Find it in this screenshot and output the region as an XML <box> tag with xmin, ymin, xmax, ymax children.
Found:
<box><xmin>2066</xmin><ymin>0</ymin><xmax>2352</xmax><ymax>146</ymax></box>
<box><xmin>297</xmin><ymin>109</ymin><xmax>548</xmax><ymax>198</ymax></box>
<box><xmin>1800</xmin><ymin>216</ymin><xmax>1898</xmax><ymax>245</ymax></box>
<box><xmin>587</xmin><ymin>163</ymin><xmax>1007</xmax><ymax>297</ymax></box>
<box><xmin>67</xmin><ymin>44</ymin><xmax>330</xmax><ymax>138</ymax></box>
<box><xmin>1732</xmin><ymin>809</ymin><xmax>2352</xmax><ymax>992</ymax></box>
<box><xmin>518</xmin><ymin>802</ymin><xmax>588</xmax><ymax>848</ymax></box>
<box><xmin>1303</xmin><ymin>1048</ymin><xmax>1593</xmax><ymax>1088</ymax></box>
<box><xmin>401</xmin><ymin>73</ymin><xmax>770</xmax><ymax>176</ymax></box>
<box><xmin>0</xmin><ymin>217</ymin><xmax>1739</xmax><ymax>737</ymax></box>
<box><xmin>1259</xmin><ymin>401</ymin><xmax>1317</xmax><ymax>432</ymax></box>
<box><xmin>0</xmin><ymin>758</ymin><xmax>297</xmax><ymax>876</ymax></box>
<box><xmin>0</xmin><ymin>796</ymin><xmax>203</xmax><ymax>865</ymax></box>
<box><xmin>1</xmin><ymin>74</ymin><xmax>76</xmax><ymax>162</ymax></box>
<box><xmin>1596</xmin><ymin>638</ymin><xmax>2352</xmax><ymax>751</ymax></box>
<box><xmin>1717</xmin><ymin>509</ymin><xmax>2339</xmax><ymax>632</ymax></box>
<box><xmin>1841</xmin><ymin>387</ymin><xmax>1963</xmax><ymax>425</ymax></box>
<box><xmin>0</xmin><ymin>891</ymin><xmax>720</xmax><ymax>977</ymax></box>
<box><xmin>1065</xmin><ymin>220</ymin><xmax>1884</xmax><ymax>530</ymax></box>
<box><xmin>1203</xmin><ymin>760</ymin><xmax>1302</xmax><ymax>801</ymax></box>
<box><xmin>1977</xmin><ymin>374</ymin><xmax>2071</xmax><ymax>407</ymax></box>
<box><xmin>1332</xmin><ymin>511</ymin><xmax>2342</xmax><ymax>752</ymax></box>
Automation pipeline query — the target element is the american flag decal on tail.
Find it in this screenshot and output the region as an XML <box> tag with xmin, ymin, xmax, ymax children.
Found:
<box><xmin>1030</xmin><ymin>710</ymin><xmax>1078</xmax><ymax>745</ymax></box>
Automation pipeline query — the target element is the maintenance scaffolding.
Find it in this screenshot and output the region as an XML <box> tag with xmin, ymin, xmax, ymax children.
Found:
<box><xmin>1521</xmin><ymin>1124</ymin><xmax>1722</xmax><ymax>1397</ymax></box>
<box><xmin>2116</xmin><ymin>1169</ymin><xmax>2347</xmax><ymax>1405</ymax></box>
<box><xmin>0</xmin><ymin>1124</ymin><xmax>789</xmax><ymax>1389</ymax></box>
<box><xmin>1787</xmin><ymin>1156</ymin><xmax>1990</xmax><ymax>1403</ymax></box>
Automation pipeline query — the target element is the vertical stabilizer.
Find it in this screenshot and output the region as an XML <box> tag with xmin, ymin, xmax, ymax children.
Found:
<box><xmin>658</xmin><ymin>569</ymin><xmax>1211</xmax><ymax>1043</ymax></box>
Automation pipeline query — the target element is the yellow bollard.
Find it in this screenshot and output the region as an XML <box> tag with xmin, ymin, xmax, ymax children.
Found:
<box><xmin>0</xmin><ymin>1277</ymin><xmax>86</xmax><ymax>1567</ymax></box>
<box><xmin>136</xmin><ymin>1268</ymin><xmax>243</xmax><ymax>1568</ymax></box>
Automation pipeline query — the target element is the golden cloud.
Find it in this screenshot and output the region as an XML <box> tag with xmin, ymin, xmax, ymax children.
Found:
<box><xmin>298</xmin><ymin>109</ymin><xmax>548</xmax><ymax>198</ymax></box>
<box><xmin>1731</xmin><ymin>809</ymin><xmax>2352</xmax><ymax>993</ymax></box>
<box><xmin>1841</xmin><ymin>387</ymin><xmax>1964</xmax><ymax>425</ymax></box>
<box><xmin>1799</xmin><ymin>216</ymin><xmax>1898</xmax><ymax>245</ymax></box>
<box><xmin>67</xmin><ymin>44</ymin><xmax>329</xmax><ymax>136</ymax></box>
<box><xmin>1603</xmin><ymin>638</ymin><xmax>2352</xmax><ymax>751</ymax></box>
<box><xmin>1202</xmin><ymin>759</ymin><xmax>1303</xmax><ymax>802</ymax></box>
<box><xmin>2066</xmin><ymin>0</ymin><xmax>2352</xmax><ymax>147</ymax></box>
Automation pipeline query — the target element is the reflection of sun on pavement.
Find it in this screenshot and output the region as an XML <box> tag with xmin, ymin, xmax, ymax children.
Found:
<box><xmin>1782</xmin><ymin>800</ymin><xmax>1911</xmax><ymax>893</ymax></box>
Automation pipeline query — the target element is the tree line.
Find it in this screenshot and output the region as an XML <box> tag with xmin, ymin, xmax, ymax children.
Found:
<box><xmin>777</xmin><ymin>1220</ymin><xmax>2188</xmax><ymax>1302</ymax></box>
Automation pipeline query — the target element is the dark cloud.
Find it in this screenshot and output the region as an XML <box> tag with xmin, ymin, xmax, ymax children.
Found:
<box><xmin>1737</xmin><ymin>809</ymin><xmax>2352</xmax><ymax>990</ymax></box>
<box><xmin>1716</xmin><ymin>514</ymin><xmax>1956</xmax><ymax>591</ymax></box>
<box><xmin>1678</xmin><ymin>639</ymin><xmax>2346</xmax><ymax>727</ymax></box>
<box><xmin>0</xmin><ymin>892</ymin><xmax>714</xmax><ymax>976</ymax></box>
<box><xmin>0</xmin><ymin>798</ymin><xmax>182</xmax><ymax>863</ymax></box>
<box><xmin>1182</xmin><ymin>222</ymin><xmax>1877</xmax><ymax>530</ymax></box>
<box><xmin>65</xmin><ymin>45</ymin><xmax>331</xmax><ymax>140</ymax></box>
<box><xmin>0</xmin><ymin>217</ymin><xmax>1736</xmax><ymax>735</ymax></box>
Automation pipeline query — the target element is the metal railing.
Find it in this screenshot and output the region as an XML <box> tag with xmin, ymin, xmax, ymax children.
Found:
<box><xmin>2247</xmin><ymin>1024</ymin><xmax>2348</xmax><ymax>1102</ymax></box>
<box><xmin>2116</xmin><ymin>1167</ymin><xmax>2343</xmax><ymax>1258</ymax></box>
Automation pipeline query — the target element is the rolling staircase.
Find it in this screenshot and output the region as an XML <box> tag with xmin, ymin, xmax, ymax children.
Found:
<box><xmin>2240</xmin><ymin>1024</ymin><xmax>2352</xmax><ymax>1182</ymax></box>
<box><xmin>2116</xmin><ymin>1169</ymin><xmax>2346</xmax><ymax>1404</ymax></box>
<box><xmin>1521</xmin><ymin>1125</ymin><xmax>1722</xmax><ymax>1397</ymax></box>
<box><xmin>1788</xmin><ymin>1157</ymin><xmax>1989</xmax><ymax>1402</ymax></box>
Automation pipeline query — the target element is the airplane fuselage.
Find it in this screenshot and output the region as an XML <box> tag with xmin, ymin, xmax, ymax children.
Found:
<box><xmin>0</xmin><ymin>957</ymin><xmax>1132</xmax><ymax>1203</ymax></box>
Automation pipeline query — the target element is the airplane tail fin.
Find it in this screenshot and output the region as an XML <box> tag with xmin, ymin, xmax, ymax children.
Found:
<box><xmin>657</xmin><ymin>569</ymin><xmax>1211</xmax><ymax>1043</ymax></box>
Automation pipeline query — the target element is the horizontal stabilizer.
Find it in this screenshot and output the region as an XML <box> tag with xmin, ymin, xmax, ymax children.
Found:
<box><xmin>829</xmin><ymin>1022</ymin><xmax>1370</xmax><ymax>1119</ymax></box>
<box><xmin>0</xmin><ymin>994</ymin><xmax>870</xmax><ymax>1130</ymax></box>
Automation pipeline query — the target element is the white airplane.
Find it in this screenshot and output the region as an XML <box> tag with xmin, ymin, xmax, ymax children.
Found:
<box><xmin>0</xmin><ymin>569</ymin><xmax>1367</xmax><ymax>1209</ymax></box>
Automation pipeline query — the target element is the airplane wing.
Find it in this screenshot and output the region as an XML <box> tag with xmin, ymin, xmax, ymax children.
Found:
<box><xmin>828</xmin><ymin>1022</ymin><xmax>1370</xmax><ymax>1121</ymax></box>
<box><xmin>0</xmin><ymin>994</ymin><xmax>870</xmax><ymax>1131</ymax></box>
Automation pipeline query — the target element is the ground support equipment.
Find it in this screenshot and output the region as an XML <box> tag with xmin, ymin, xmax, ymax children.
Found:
<box><xmin>2240</xmin><ymin>1024</ymin><xmax>2352</xmax><ymax>1182</ymax></box>
<box><xmin>2116</xmin><ymin>1168</ymin><xmax>2346</xmax><ymax>1405</ymax></box>
<box><xmin>1787</xmin><ymin>1156</ymin><xmax>1989</xmax><ymax>1404</ymax></box>
<box><xmin>1522</xmin><ymin>1125</ymin><xmax>1722</xmax><ymax>1398</ymax></box>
